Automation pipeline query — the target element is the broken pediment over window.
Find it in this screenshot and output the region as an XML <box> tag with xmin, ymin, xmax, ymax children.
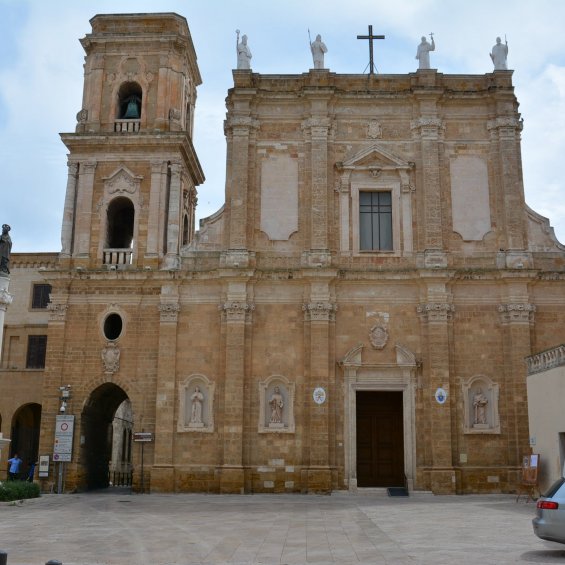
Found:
<box><xmin>103</xmin><ymin>167</ymin><xmax>143</xmax><ymax>196</ymax></box>
<box><xmin>336</xmin><ymin>143</ymin><xmax>414</xmax><ymax>185</ymax></box>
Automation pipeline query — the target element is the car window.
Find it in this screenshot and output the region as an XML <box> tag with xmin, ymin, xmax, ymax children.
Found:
<box><xmin>542</xmin><ymin>477</ymin><xmax>565</xmax><ymax>498</ymax></box>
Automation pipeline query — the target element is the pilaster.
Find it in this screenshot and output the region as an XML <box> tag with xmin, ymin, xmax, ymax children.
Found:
<box><xmin>164</xmin><ymin>162</ymin><xmax>182</xmax><ymax>270</ymax></box>
<box><xmin>224</xmin><ymin>112</ymin><xmax>258</xmax><ymax>250</ymax></box>
<box><xmin>146</xmin><ymin>160</ymin><xmax>167</xmax><ymax>260</ymax></box>
<box><xmin>488</xmin><ymin>116</ymin><xmax>525</xmax><ymax>250</ymax></box>
<box><xmin>497</xmin><ymin>280</ymin><xmax>535</xmax><ymax>483</ymax></box>
<box><xmin>219</xmin><ymin>284</ymin><xmax>254</xmax><ymax>493</ymax></box>
<box><xmin>301</xmin><ymin>279</ymin><xmax>337</xmax><ymax>492</ymax></box>
<box><xmin>74</xmin><ymin>161</ymin><xmax>97</xmax><ymax>259</ymax></box>
<box><xmin>152</xmin><ymin>285</ymin><xmax>180</xmax><ymax>491</ymax></box>
<box><xmin>417</xmin><ymin>279</ymin><xmax>455</xmax><ymax>493</ymax></box>
<box><xmin>411</xmin><ymin>113</ymin><xmax>445</xmax><ymax>252</ymax></box>
<box><xmin>60</xmin><ymin>162</ymin><xmax>78</xmax><ymax>258</ymax></box>
<box><xmin>0</xmin><ymin>276</ymin><xmax>13</xmax><ymax>365</ymax></box>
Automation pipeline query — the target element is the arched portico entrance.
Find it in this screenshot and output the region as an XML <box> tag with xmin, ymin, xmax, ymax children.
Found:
<box><xmin>81</xmin><ymin>383</ymin><xmax>132</xmax><ymax>490</ymax></box>
<box><xmin>11</xmin><ymin>403</ymin><xmax>42</xmax><ymax>478</ymax></box>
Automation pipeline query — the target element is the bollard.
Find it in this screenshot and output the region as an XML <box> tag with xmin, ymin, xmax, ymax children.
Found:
<box><xmin>0</xmin><ymin>550</ymin><xmax>7</xmax><ymax>565</ymax></box>
<box><xmin>45</xmin><ymin>561</ymin><xmax>62</xmax><ymax>565</ymax></box>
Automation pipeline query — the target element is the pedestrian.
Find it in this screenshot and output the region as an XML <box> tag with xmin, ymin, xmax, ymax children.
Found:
<box><xmin>27</xmin><ymin>459</ymin><xmax>37</xmax><ymax>482</ymax></box>
<box><xmin>7</xmin><ymin>453</ymin><xmax>22</xmax><ymax>480</ymax></box>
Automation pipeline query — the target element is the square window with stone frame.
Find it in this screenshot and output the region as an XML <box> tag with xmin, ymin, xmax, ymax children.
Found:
<box><xmin>359</xmin><ymin>191</ymin><xmax>393</xmax><ymax>251</ymax></box>
<box><xmin>31</xmin><ymin>283</ymin><xmax>52</xmax><ymax>309</ymax></box>
<box><xmin>26</xmin><ymin>335</ymin><xmax>47</xmax><ymax>369</ymax></box>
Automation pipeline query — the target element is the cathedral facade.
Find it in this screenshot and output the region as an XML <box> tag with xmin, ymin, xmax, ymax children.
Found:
<box><xmin>2</xmin><ymin>12</ymin><xmax>565</xmax><ymax>494</ymax></box>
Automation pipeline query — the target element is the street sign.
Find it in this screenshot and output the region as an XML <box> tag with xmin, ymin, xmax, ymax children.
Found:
<box><xmin>133</xmin><ymin>432</ymin><xmax>153</xmax><ymax>442</ymax></box>
<box><xmin>54</xmin><ymin>415</ymin><xmax>75</xmax><ymax>462</ymax></box>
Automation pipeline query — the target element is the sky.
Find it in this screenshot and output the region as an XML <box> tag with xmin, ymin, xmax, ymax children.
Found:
<box><xmin>1</xmin><ymin>0</ymin><xmax>565</xmax><ymax>252</ymax></box>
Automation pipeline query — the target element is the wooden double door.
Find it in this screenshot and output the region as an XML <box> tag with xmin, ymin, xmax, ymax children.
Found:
<box><xmin>356</xmin><ymin>391</ymin><xmax>404</xmax><ymax>487</ymax></box>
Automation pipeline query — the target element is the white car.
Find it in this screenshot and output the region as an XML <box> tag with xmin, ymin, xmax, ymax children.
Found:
<box><xmin>533</xmin><ymin>477</ymin><xmax>565</xmax><ymax>544</ymax></box>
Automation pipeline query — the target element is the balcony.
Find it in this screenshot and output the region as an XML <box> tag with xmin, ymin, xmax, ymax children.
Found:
<box><xmin>114</xmin><ymin>119</ymin><xmax>140</xmax><ymax>133</ymax></box>
<box><xmin>103</xmin><ymin>248</ymin><xmax>133</xmax><ymax>266</ymax></box>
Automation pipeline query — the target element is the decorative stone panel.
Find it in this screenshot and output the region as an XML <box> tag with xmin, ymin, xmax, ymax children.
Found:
<box><xmin>101</xmin><ymin>342</ymin><xmax>120</xmax><ymax>375</ymax></box>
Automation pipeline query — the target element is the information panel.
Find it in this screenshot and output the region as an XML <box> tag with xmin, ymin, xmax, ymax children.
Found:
<box><xmin>53</xmin><ymin>415</ymin><xmax>75</xmax><ymax>462</ymax></box>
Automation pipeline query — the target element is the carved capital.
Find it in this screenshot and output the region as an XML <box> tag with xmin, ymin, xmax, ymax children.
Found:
<box><xmin>67</xmin><ymin>161</ymin><xmax>79</xmax><ymax>176</ymax></box>
<box><xmin>224</xmin><ymin>115</ymin><xmax>259</xmax><ymax>136</ymax></box>
<box><xmin>498</xmin><ymin>303</ymin><xmax>536</xmax><ymax>324</ymax></box>
<box><xmin>302</xmin><ymin>302</ymin><xmax>337</xmax><ymax>322</ymax></box>
<box><xmin>220</xmin><ymin>301</ymin><xmax>255</xmax><ymax>322</ymax></box>
<box><xmin>47</xmin><ymin>303</ymin><xmax>68</xmax><ymax>322</ymax></box>
<box><xmin>159</xmin><ymin>302</ymin><xmax>180</xmax><ymax>323</ymax></box>
<box><xmin>487</xmin><ymin>116</ymin><xmax>523</xmax><ymax>132</ymax></box>
<box><xmin>410</xmin><ymin>117</ymin><xmax>444</xmax><ymax>139</ymax></box>
<box><xmin>417</xmin><ymin>303</ymin><xmax>454</xmax><ymax>322</ymax></box>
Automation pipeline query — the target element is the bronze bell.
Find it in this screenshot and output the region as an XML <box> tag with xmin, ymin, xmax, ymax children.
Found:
<box><xmin>123</xmin><ymin>96</ymin><xmax>140</xmax><ymax>119</ymax></box>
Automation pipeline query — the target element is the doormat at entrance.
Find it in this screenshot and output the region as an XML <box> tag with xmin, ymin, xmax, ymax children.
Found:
<box><xmin>387</xmin><ymin>487</ymin><xmax>409</xmax><ymax>497</ymax></box>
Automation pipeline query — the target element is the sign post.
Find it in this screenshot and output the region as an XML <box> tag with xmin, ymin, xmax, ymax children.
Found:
<box><xmin>133</xmin><ymin>431</ymin><xmax>153</xmax><ymax>493</ymax></box>
<box><xmin>54</xmin><ymin>415</ymin><xmax>75</xmax><ymax>494</ymax></box>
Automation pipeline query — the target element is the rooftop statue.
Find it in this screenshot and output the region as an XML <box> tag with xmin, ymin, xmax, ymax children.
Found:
<box><xmin>0</xmin><ymin>224</ymin><xmax>11</xmax><ymax>275</ymax></box>
<box><xmin>490</xmin><ymin>36</ymin><xmax>508</xmax><ymax>70</ymax></box>
<box><xmin>236</xmin><ymin>30</ymin><xmax>252</xmax><ymax>70</ymax></box>
<box><xmin>310</xmin><ymin>33</ymin><xmax>328</xmax><ymax>69</ymax></box>
<box><xmin>416</xmin><ymin>34</ymin><xmax>435</xmax><ymax>69</ymax></box>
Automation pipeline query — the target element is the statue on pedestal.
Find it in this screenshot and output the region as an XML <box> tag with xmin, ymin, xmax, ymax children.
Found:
<box><xmin>416</xmin><ymin>34</ymin><xmax>435</xmax><ymax>69</ymax></box>
<box><xmin>236</xmin><ymin>30</ymin><xmax>252</xmax><ymax>70</ymax></box>
<box><xmin>310</xmin><ymin>34</ymin><xmax>328</xmax><ymax>69</ymax></box>
<box><xmin>490</xmin><ymin>37</ymin><xmax>508</xmax><ymax>70</ymax></box>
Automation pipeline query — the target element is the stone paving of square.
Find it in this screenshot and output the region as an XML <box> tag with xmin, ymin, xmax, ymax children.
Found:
<box><xmin>1</xmin><ymin>491</ymin><xmax>564</xmax><ymax>565</ymax></box>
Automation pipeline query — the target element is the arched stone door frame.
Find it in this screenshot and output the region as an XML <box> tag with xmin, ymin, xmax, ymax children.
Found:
<box><xmin>341</xmin><ymin>343</ymin><xmax>417</xmax><ymax>491</ymax></box>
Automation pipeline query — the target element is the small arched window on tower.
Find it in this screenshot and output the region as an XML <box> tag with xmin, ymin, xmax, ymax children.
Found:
<box><xmin>104</xmin><ymin>197</ymin><xmax>134</xmax><ymax>265</ymax></box>
<box><xmin>115</xmin><ymin>82</ymin><xmax>142</xmax><ymax>133</ymax></box>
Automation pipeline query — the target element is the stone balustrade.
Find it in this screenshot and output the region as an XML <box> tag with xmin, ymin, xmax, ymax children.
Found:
<box><xmin>525</xmin><ymin>344</ymin><xmax>565</xmax><ymax>375</ymax></box>
<box><xmin>103</xmin><ymin>248</ymin><xmax>133</xmax><ymax>266</ymax></box>
<box><xmin>114</xmin><ymin>119</ymin><xmax>140</xmax><ymax>133</ymax></box>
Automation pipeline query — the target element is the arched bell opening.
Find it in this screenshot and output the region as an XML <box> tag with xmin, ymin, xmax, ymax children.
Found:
<box><xmin>10</xmin><ymin>403</ymin><xmax>42</xmax><ymax>479</ymax></box>
<box><xmin>117</xmin><ymin>82</ymin><xmax>142</xmax><ymax>120</ymax></box>
<box><xmin>104</xmin><ymin>197</ymin><xmax>135</xmax><ymax>265</ymax></box>
<box><xmin>81</xmin><ymin>383</ymin><xmax>131</xmax><ymax>490</ymax></box>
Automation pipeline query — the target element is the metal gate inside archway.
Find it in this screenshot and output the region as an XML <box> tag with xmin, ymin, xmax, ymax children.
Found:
<box><xmin>81</xmin><ymin>383</ymin><xmax>133</xmax><ymax>490</ymax></box>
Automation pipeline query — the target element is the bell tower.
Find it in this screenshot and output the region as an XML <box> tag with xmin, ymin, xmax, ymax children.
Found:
<box><xmin>60</xmin><ymin>13</ymin><xmax>204</xmax><ymax>270</ymax></box>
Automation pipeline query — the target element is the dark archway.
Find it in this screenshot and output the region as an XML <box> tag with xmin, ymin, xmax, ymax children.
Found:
<box><xmin>106</xmin><ymin>197</ymin><xmax>135</xmax><ymax>250</ymax></box>
<box><xmin>81</xmin><ymin>383</ymin><xmax>129</xmax><ymax>490</ymax></box>
<box><xmin>10</xmin><ymin>403</ymin><xmax>42</xmax><ymax>476</ymax></box>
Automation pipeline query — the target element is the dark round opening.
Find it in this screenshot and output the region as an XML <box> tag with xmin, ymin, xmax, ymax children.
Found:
<box><xmin>103</xmin><ymin>313</ymin><xmax>123</xmax><ymax>341</ymax></box>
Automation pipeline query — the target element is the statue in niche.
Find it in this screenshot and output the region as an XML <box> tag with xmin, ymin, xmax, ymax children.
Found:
<box><xmin>269</xmin><ymin>386</ymin><xmax>284</xmax><ymax>424</ymax></box>
<box><xmin>236</xmin><ymin>30</ymin><xmax>252</xmax><ymax>70</ymax></box>
<box><xmin>310</xmin><ymin>34</ymin><xmax>328</xmax><ymax>69</ymax></box>
<box><xmin>0</xmin><ymin>224</ymin><xmax>12</xmax><ymax>275</ymax></box>
<box><xmin>190</xmin><ymin>386</ymin><xmax>204</xmax><ymax>424</ymax></box>
<box><xmin>473</xmin><ymin>388</ymin><xmax>488</xmax><ymax>425</ymax></box>
<box><xmin>415</xmin><ymin>34</ymin><xmax>435</xmax><ymax>69</ymax></box>
<box><xmin>490</xmin><ymin>37</ymin><xmax>508</xmax><ymax>70</ymax></box>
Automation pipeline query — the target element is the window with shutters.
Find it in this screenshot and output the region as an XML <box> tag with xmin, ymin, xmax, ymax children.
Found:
<box><xmin>26</xmin><ymin>335</ymin><xmax>47</xmax><ymax>369</ymax></box>
<box><xmin>31</xmin><ymin>284</ymin><xmax>51</xmax><ymax>309</ymax></box>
